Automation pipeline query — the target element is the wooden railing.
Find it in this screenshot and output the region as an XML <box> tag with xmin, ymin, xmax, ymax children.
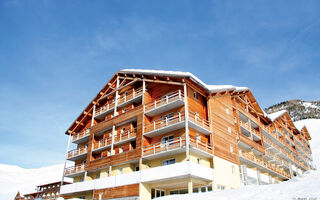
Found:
<box><xmin>144</xmin><ymin>112</ymin><xmax>185</xmax><ymax>133</ymax></box>
<box><xmin>94</xmin><ymin>137</ymin><xmax>112</xmax><ymax>150</ymax></box>
<box><xmin>189</xmin><ymin>111</ymin><xmax>210</xmax><ymax>130</ymax></box>
<box><xmin>67</xmin><ymin>147</ymin><xmax>87</xmax><ymax>159</ymax></box>
<box><xmin>64</xmin><ymin>164</ymin><xmax>85</xmax><ymax>176</ymax></box>
<box><xmin>117</xmin><ymin>87</ymin><xmax>143</xmax><ymax>105</ymax></box>
<box><xmin>239</xmin><ymin>119</ymin><xmax>250</xmax><ymax>131</ymax></box>
<box><xmin>189</xmin><ymin>135</ymin><xmax>213</xmax><ymax>154</ymax></box>
<box><xmin>142</xmin><ymin>136</ymin><xmax>212</xmax><ymax>156</ymax></box>
<box><xmin>95</xmin><ymin>101</ymin><xmax>115</xmax><ymax>116</ymax></box>
<box><xmin>114</xmin><ymin>128</ymin><xmax>136</xmax><ymax>143</ymax></box>
<box><xmin>144</xmin><ymin>90</ymin><xmax>184</xmax><ymax>112</ymax></box>
<box><xmin>72</xmin><ymin>129</ymin><xmax>90</xmax><ymax>142</ymax></box>
<box><xmin>143</xmin><ymin>136</ymin><xmax>186</xmax><ymax>156</ymax></box>
<box><xmin>239</xmin><ymin>150</ymin><xmax>290</xmax><ymax>179</ymax></box>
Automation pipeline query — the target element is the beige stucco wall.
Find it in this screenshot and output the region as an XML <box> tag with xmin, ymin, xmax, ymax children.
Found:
<box><xmin>213</xmin><ymin>156</ymin><xmax>241</xmax><ymax>189</ymax></box>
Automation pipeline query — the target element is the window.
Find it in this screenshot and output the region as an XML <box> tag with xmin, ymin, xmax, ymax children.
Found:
<box><xmin>121</xmin><ymin>127</ymin><xmax>126</xmax><ymax>133</ymax></box>
<box><xmin>197</xmin><ymin>158</ymin><xmax>201</xmax><ymax>164</ymax></box>
<box><xmin>79</xmin><ymin>196</ymin><xmax>85</xmax><ymax>199</ymax></box>
<box><xmin>135</xmin><ymin>166</ymin><xmax>139</xmax><ymax>171</ymax></box>
<box><xmin>170</xmin><ymin>189</ymin><xmax>188</xmax><ymax>195</ymax></box>
<box><xmin>97</xmin><ymin>173</ymin><xmax>100</xmax><ymax>179</ymax></box>
<box><xmin>161</xmin><ymin>135</ymin><xmax>174</xmax><ymax>145</ymax></box>
<box><xmin>119</xmin><ymin>167</ymin><xmax>123</xmax><ymax>174</ymax></box>
<box><xmin>119</xmin><ymin>147</ymin><xmax>124</xmax><ymax>153</ymax></box>
<box><xmin>151</xmin><ymin>189</ymin><xmax>165</xmax><ymax>199</ymax></box>
<box><xmin>80</xmin><ymin>177</ymin><xmax>84</xmax><ymax>182</ymax></box>
<box><xmin>193</xmin><ymin>91</ymin><xmax>198</xmax><ymax>99</ymax></box>
<box><xmin>123</xmin><ymin>108</ymin><xmax>127</xmax><ymax>113</ymax></box>
<box><xmin>162</xmin><ymin>158</ymin><xmax>175</xmax><ymax>166</ymax></box>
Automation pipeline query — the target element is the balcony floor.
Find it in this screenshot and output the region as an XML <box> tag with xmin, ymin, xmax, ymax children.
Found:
<box><xmin>67</xmin><ymin>153</ymin><xmax>87</xmax><ymax>161</ymax></box>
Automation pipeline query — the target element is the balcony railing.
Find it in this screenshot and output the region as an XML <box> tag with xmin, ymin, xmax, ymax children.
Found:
<box><xmin>144</xmin><ymin>112</ymin><xmax>185</xmax><ymax>134</ymax></box>
<box><xmin>67</xmin><ymin>147</ymin><xmax>88</xmax><ymax>160</ymax></box>
<box><xmin>142</xmin><ymin>136</ymin><xmax>212</xmax><ymax>157</ymax></box>
<box><xmin>143</xmin><ymin>136</ymin><xmax>186</xmax><ymax>156</ymax></box>
<box><xmin>93</xmin><ymin>137</ymin><xmax>112</xmax><ymax>150</ymax></box>
<box><xmin>239</xmin><ymin>150</ymin><xmax>290</xmax><ymax>179</ymax></box>
<box><xmin>64</xmin><ymin>164</ymin><xmax>85</xmax><ymax>177</ymax></box>
<box><xmin>117</xmin><ymin>87</ymin><xmax>143</xmax><ymax>106</ymax></box>
<box><xmin>72</xmin><ymin>129</ymin><xmax>90</xmax><ymax>143</ymax></box>
<box><xmin>188</xmin><ymin>111</ymin><xmax>210</xmax><ymax>131</ymax></box>
<box><xmin>114</xmin><ymin>128</ymin><xmax>136</xmax><ymax>144</ymax></box>
<box><xmin>144</xmin><ymin>90</ymin><xmax>184</xmax><ymax>113</ymax></box>
<box><xmin>95</xmin><ymin>102</ymin><xmax>115</xmax><ymax>117</ymax></box>
<box><xmin>189</xmin><ymin>135</ymin><xmax>213</xmax><ymax>154</ymax></box>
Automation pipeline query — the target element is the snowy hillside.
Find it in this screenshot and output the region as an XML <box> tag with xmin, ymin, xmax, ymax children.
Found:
<box><xmin>160</xmin><ymin>118</ymin><xmax>320</xmax><ymax>200</ymax></box>
<box><xmin>0</xmin><ymin>163</ymin><xmax>67</xmax><ymax>200</ymax></box>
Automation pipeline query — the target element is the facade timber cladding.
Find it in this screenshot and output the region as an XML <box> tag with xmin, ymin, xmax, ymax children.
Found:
<box><xmin>60</xmin><ymin>69</ymin><xmax>315</xmax><ymax>199</ymax></box>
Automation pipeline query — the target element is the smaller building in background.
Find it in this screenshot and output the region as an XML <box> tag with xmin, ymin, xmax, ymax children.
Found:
<box><xmin>15</xmin><ymin>181</ymin><xmax>71</xmax><ymax>200</ymax></box>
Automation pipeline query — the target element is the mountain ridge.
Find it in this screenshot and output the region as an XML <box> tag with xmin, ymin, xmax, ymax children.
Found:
<box><xmin>265</xmin><ymin>99</ymin><xmax>320</xmax><ymax>121</ymax></box>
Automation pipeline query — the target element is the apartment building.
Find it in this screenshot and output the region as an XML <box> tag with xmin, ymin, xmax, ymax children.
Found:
<box><xmin>60</xmin><ymin>69</ymin><xmax>314</xmax><ymax>199</ymax></box>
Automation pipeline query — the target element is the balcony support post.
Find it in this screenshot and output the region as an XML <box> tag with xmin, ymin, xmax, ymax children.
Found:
<box><xmin>183</xmin><ymin>83</ymin><xmax>190</xmax><ymax>161</ymax></box>
<box><xmin>91</xmin><ymin>104</ymin><xmax>96</xmax><ymax>127</ymax></box>
<box><xmin>188</xmin><ymin>179</ymin><xmax>193</xmax><ymax>194</ymax></box>
<box><xmin>61</xmin><ymin>133</ymin><xmax>72</xmax><ymax>187</ymax></box>
<box><xmin>114</xmin><ymin>76</ymin><xmax>120</xmax><ymax>117</ymax></box>
<box><xmin>111</xmin><ymin>125</ymin><xmax>116</xmax><ymax>155</ymax></box>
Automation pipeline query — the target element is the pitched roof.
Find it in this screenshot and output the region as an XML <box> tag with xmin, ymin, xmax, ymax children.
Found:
<box><xmin>267</xmin><ymin>110</ymin><xmax>288</xmax><ymax>122</ymax></box>
<box><xmin>118</xmin><ymin>69</ymin><xmax>249</xmax><ymax>94</ymax></box>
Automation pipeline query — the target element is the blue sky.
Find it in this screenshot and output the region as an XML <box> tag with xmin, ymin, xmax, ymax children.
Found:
<box><xmin>0</xmin><ymin>0</ymin><xmax>319</xmax><ymax>168</ymax></box>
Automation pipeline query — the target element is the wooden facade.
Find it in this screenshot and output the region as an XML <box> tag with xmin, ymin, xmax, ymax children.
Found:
<box><xmin>61</xmin><ymin>69</ymin><xmax>314</xmax><ymax>199</ymax></box>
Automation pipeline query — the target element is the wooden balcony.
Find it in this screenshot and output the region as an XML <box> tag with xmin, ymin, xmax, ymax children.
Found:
<box><xmin>72</xmin><ymin>129</ymin><xmax>90</xmax><ymax>144</ymax></box>
<box><xmin>64</xmin><ymin>164</ymin><xmax>85</xmax><ymax>178</ymax></box>
<box><xmin>239</xmin><ymin>150</ymin><xmax>290</xmax><ymax>180</ymax></box>
<box><xmin>144</xmin><ymin>90</ymin><xmax>185</xmax><ymax>117</ymax></box>
<box><xmin>238</xmin><ymin>119</ymin><xmax>261</xmax><ymax>141</ymax></box>
<box><xmin>114</xmin><ymin>128</ymin><xmax>136</xmax><ymax>145</ymax></box>
<box><xmin>92</xmin><ymin>137</ymin><xmax>112</xmax><ymax>153</ymax></box>
<box><xmin>189</xmin><ymin>135</ymin><xmax>213</xmax><ymax>157</ymax></box>
<box><xmin>144</xmin><ymin>111</ymin><xmax>211</xmax><ymax>137</ymax></box>
<box><xmin>142</xmin><ymin>136</ymin><xmax>213</xmax><ymax>159</ymax></box>
<box><xmin>67</xmin><ymin>147</ymin><xmax>88</xmax><ymax>161</ymax></box>
<box><xmin>95</xmin><ymin>102</ymin><xmax>115</xmax><ymax>120</ymax></box>
<box><xmin>144</xmin><ymin>112</ymin><xmax>186</xmax><ymax>137</ymax></box>
<box><xmin>188</xmin><ymin>111</ymin><xmax>211</xmax><ymax>135</ymax></box>
<box><xmin>117</xmin><ymin>87</ymin><xmax>143</xmax><ymax>108</ymax></box>
<box><xmin>143</xmin><ymin>136</ymin><xmax>186</xmax><ymax>159</ymax></box>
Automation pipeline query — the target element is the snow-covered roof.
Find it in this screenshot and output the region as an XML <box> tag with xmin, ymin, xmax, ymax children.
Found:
<box><xmin>118</xmin><ymin>69</ymin><xmax>249</xmax><ymax>94</ymax></box>
<box><xmin>267</xmin><ymin>110</ymin><xmax>288</xmax><ymax>122</ymax></box>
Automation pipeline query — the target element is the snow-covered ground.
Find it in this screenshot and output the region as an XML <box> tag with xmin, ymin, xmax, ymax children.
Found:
<box><xmin>159</xmin><ymin>118</ymin><xmax>320</xmax><ymax>200</ymax></box>
<box><xmin>1</xmin><ymin>119</ymin><xmax>319</xmax><ymax>200</ymax></box>
<box><xmin>0</xmin><ymin>163</ymin><xmax>67</xmax><ymax>199</ymax></box>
